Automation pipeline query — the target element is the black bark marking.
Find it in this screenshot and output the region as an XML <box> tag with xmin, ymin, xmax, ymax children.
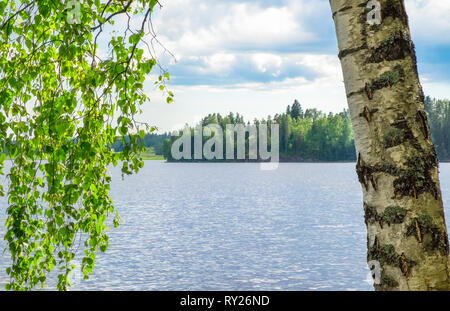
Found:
<box><xmin>357</xmin><ymin>153</ymin><xmax>369</xmax><ymax>190</ymax></box>
<box><xmin>416</xmin><ymin>110</ymin><xmax>430</xmax><ymax>140</ymax></box>
<box><xmin>382</xmin><ymin>119</ymin><xmax>413</xmax><ymax>149</ymax></box>
<box><xmin>369</xmin><ymin>243</ymin><xmax>416</xmax><ymax>289</ymax></box>
<box><xmin>394</xmin><ymin>152</ymin><xmax>438</xmax><ymax>199</ymax></box>
<box><xmin>356</xmin><ymin>154</ymin><xmax>381</xmax><ymax>193</ymax></box>
<box><xmin>364</xmin><ymin>204</ymin><xmax>407</xmax><ymax>227</ymax></box>
<box><xmin>361</xmin><ymin>106</ymin><xmax>371</xmax><ymax>122</ymax></box>
<box><xmin>355</xmin><ymin>149</ymin><xmax>438</xmax><ymax>200</ymax></box>
<box><xmin>338</xmin><ymin>43</ymin><xmax>368</xmax><ymax>60</ymax></box>
<box><xmin>370</xmin><ymin>175</ymin><xmax>377</xmax><ymax>191</ymax></box>
<box><xmin>367</xmin><ymin>32</ymin><xmax>414</xmax><ymax>63</ymax></box>
<box><xmin>339</xmin><ymin>5</ymin><xmax>353</xmax><ymax>12</ymax></box>
<box><xmin>369</xmin><ymin>243</ymin><xmax>398</xmax><ymax>266</ymax></box>
<box><xmin>399</xmin><ymin>253</ymin><xmax>409</xmax><ymax>277</ymax></box>
<box><xmin>364</xmin><ymin>203</ymin><xmax>377</xmax><ymax>225</ymax></box>
<box><xmin>415</xmin><ymin>218</ymin><xmax>422</xmax><ymax>243</ymax></box>
<box><xmin>379</xmin><ymin>272</ymin><xmax>399</xmax><ymax>288</ymax></box>
<box><xmin>364</xmin><ymin>66</ymin><xmax>404</xmax><ymax>100</ymax></box>
<box><xmin>381</xmin><ymin>0</ymin><xmax>408</xmax><ymax>26</ymax></box>
<box><xmin>406</xmin><ymin>214</ymin><xmax>449</xmax><ymax>255</ymax></box>
<box><xmin>374</xmin><ymin>235</ymin><xmax>380</xmax><ymax>252</ymax></box>
<box><xmin>333</xmin><ymin>5</ymin><xmax>353</xmax><ymax>18</ymax></box>
<box><xmin>365</xmin><ymin>83</ymin><xmax>373</xmax><ymax>100</ymax></box>
<box><xmin>347</xmin><ymin>89</ymin><xmax>364</xmax><ymax>99</ymax></box>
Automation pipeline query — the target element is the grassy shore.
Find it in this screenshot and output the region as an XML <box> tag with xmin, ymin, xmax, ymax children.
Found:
<box><xmin>3</xmin><ymin>150</ymin><xmax>165</xmax><ymax>161</ymax></box>
<box><xmin>136</xmin><ymin>148</ymin><xmax>164</xmax><ymax>160</ymax></box>
<box><xmin>141</xmin><ymin>154</ymin><xmax>164</xmax><ymax>160</ymax></box>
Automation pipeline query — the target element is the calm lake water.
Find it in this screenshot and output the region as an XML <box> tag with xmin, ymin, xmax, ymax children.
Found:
<box><xmin>2</xmin><ymin>161</ymin><xmax>450</xmax><ymax>291</ymax></box>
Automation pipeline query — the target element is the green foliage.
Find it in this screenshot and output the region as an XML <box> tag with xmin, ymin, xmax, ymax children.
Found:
<box><xmin>380</xmin><ymin>271</ymin><xmax>399</xmax><ymax>288</ymax></box>
<box><xmin>273</xmin><ymin>104</ymin><xmax>355</xmax><ymax>161</ymax></box>
<box><xmin>363</xmin><ymin>204</ymin><xmax>407</xmax><ymax>226</ymax></box>
<box><xmin>383</xmin><ymin>128</ymin><xmax>407</xmax><ymax>148</ymax></box>
<box><xmin>380</xmin><ymin>206</ymin><xmax>407</xmax><ymax>225</ymax></box>
<box><xmin>372</xmin><ymin>244</ymin><xmax>399</xmax><ymax>266</ymax></box>
<box><xmin>417</xmin><ymin>214</ymin><xmax>434</xmax><ymax>232</ymax></box>
<box><xmin>160</xmin><ymin>96</ymin><xmax>450</xmax><ymax>162</ymax></box>
<box><xmin>0</xmin><ymin>0</ymin><xmax>169</xmax><ymax>290</ymax></box>
<box><xmin>111</xmin><ymin>132</ymin><xmax>170</xmax><ymax>155</ymax></box>
<box><xmin>368</xmin><ymin>32</ymin><xmax>412</xmax><ymax>63</ymax></box>
<box><xmin>290</xmin><ymin>99</ymin><xmax>303</xmax><ymax>120</ymax></box>
<box><xmin>425</xmin><ymin>96</ymin><xmax>450</xmax><ymax>161</ymax></box>
<box><xmin>370</xmin><ymin>68</ymin><xmax>402</xmax><ymax>90</ymax></box>
<box><xmin>159</xmin><ymin>96</ymin><xmax>450</xmax><ymax>163</ymax></box>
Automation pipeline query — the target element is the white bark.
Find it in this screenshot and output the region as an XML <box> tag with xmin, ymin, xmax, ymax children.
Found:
<box><xmin>330</xmin><ymin>0</ymin><xmax>450</xmax><ymax>290</ymax></box>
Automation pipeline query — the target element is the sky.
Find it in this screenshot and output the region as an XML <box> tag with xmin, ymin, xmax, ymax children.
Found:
<box><xmin>132</xmin><ymin>0</ymin><xmax>450</xmax><ymax>133</ymax></box>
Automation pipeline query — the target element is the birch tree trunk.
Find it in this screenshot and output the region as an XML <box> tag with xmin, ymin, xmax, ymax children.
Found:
<box><xmin>330</xmin><ymin>0</ymin><xmax>450</xmax><ymax>290</ymax></box>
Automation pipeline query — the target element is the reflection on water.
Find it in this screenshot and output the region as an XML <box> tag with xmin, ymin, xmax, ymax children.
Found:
<box><xmin>1</xmin><ymin>161</ymin><xmax>450</xmax><ymax>290</ymax></box>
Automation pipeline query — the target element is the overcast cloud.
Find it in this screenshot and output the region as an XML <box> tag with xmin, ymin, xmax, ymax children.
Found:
<box><xmin>133</xmin><ymin>0</ymin><xmax>450</xmax><ymax>132</ymax></box>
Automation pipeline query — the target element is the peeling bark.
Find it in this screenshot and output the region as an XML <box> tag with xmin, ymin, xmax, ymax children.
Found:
<box><xmin>330</xmin><ymin>0</ymin><xmax>450</xmax><ymax>290</ymax></box>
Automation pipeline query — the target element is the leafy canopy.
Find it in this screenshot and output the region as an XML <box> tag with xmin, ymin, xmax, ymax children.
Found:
<box><xmin>0</xmin><ymin>0</ymin><xmax>172</xmax><ymax>290</ymax></box>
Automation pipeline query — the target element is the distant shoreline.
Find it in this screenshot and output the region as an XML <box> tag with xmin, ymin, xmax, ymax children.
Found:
<box><xmin>5</xmin><ymin>157</ymin><xmax>450</xmax><ymax>164</ymax></box>
<box><xmin>163</xmin><ymin>159</ymin><xmax>357</xmax><ymax>163</ymax></box>
<box><xmin>161</xmin><ymin>159</ymin><xmax>450</xmax><ymax>164</ymax></box>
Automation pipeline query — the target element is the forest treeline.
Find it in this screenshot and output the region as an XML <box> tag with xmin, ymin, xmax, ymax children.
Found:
<box><xmin>162</xmin><ymin>100</ymin><xmax>355</xmax><ymax>162</ymax></box>
<box><xmin>425</xmin><ymin>96</ymin><xmax>450</xmax><ymax>160</ymax></box>
<box><xmin>113</xmin><ymin>97</ymin><xmax>450</xmax><ymax>162</ymax></box>
<box><xmin>111</xmin><ymin>132</ymin><xmax>170</xmax><ymax>155</ymax></box>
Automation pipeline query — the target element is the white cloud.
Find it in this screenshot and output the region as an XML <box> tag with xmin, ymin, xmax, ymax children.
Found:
<box><xmin>133</xmin><ymin>0</ymin><xmax>450</xmax><ymax>132</ymax></box>
<box><xmin>203</xmin><ymin>53</ymin><xmax>237</xmax><ymax>74</ymax></box>
<box><xmin>152</xmin><ymin>0</ymin><xmax>317</xmax><ymax>59</ymax></box>
<box><xmin>295</xmin><ymin>54</ymin><xmax>342</xmax><ymax>78</ymax></box>
<box><xmin>406</xmin><ymin>0</ymin><xmax>450</xmax><ymax>43</ymax></box>
<box><xmin>165</xmin><ymin>51</ymin><xmax>343</xmax><ymax>87</ymax></box>
<box><xmin>251</xmin><ymin>53</ymin><xmax>283</xmax><ymax>75</ymax></box>
<box><xmin>423</xmin><ymin>81</ymin><xmax>450</xmax><ymax>99</ymax></box>
<box><xmin>138</xmin><ymin>77</ymin><xmax>348</xmax><ymax>133</ymax></box>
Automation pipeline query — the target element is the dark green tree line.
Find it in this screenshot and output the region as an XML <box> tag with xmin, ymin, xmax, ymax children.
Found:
<box><xmin>425</xmin><ymin>96</ymin><xmax>450</xmax><ymax>161</ymax></box>
<box><xmin>160</xmin><ymin>97</ymin><xmax>450</xmax><ymax>162</ymax></box>
<box><xmin>163</xmin><ymin>100</ymin><xmax>356</xmax><ymax>162</ymax></box>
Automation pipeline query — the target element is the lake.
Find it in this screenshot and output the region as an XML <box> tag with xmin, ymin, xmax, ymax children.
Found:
<box><xmin>2</xmin><ymin>161</ymin><xmax>450</xmax><ymax>290</ymax></box>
